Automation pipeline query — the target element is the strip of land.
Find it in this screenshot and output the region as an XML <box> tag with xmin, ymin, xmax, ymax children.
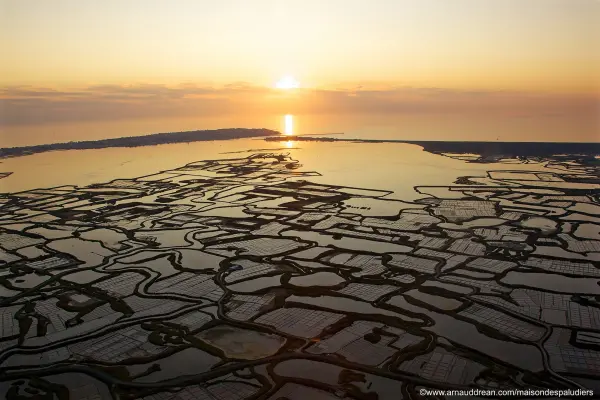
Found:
<box><xmin>2</xmin><ymin>127</ymin><xmax>599</xmax><ymax>159</ymax></box>
<box><xmin>268</xmin><ymin>136</ymin><xmax>600</xmax><ymax>157</ymax></box>
<box><xmin>0</xmin><ymin>128</ymin><xmax>280</xmax><ymax>158</ymax></box>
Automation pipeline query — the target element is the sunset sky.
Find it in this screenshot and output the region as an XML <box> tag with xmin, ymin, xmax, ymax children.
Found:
<box><xmin>1</xmin><ymin>0</ymin><xmax>599</xmax><ymax>141</ymax></box>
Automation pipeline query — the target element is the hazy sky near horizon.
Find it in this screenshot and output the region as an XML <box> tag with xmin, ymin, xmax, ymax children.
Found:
<box><xmin>2</xmin><ymin>0</ymin><xmax>599</xmax><ymax>91</ymax></box>
<box><xmin>1</xmin><ymin>0</ymin><xmax>599</xmax><ymax>141</ymax></box>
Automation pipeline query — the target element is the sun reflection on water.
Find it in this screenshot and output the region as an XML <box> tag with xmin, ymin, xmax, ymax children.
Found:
<box><xmin>284</xmin><ymin>114</ymin><xmax>294</xmax><ymax>135</ymax></box>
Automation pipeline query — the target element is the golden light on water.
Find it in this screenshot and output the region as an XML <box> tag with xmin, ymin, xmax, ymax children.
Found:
<box><xmin>285</xmin><ymin>140</ymin><xmax>294</xmax><ymax>148</ymax></box>
<box><xmin>284</xmin><ymin>114</ymin><xmax>294</xmax><ymax>135</ymax></box>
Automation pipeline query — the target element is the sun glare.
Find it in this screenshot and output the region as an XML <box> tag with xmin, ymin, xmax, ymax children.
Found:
<box><xmin>276</xmin><ymin>76</ymin><xmax>300</xmax><ymax>90</ymax></box>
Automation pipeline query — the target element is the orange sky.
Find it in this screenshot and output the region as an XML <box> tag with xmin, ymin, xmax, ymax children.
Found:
<box><xmin>1</xmin><ymin>0</ymin><xmax>599</xmax><ymax>141</ymax></box>
<box><xmin>2</xmin><ymin>0</ymin><xmax>599</xmax><ymax>91</ymax></box>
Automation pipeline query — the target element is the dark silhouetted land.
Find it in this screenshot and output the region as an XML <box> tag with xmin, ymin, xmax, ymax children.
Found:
<box><xmin>0</xmin><ymin>128</ymin><xmax>280</xmax><ymax>158</ymax></box>
<box><xmin>3</xmin><ymin>128</ymin><xmax>599</xmax><ymax>159</ymax></box>
<box><xmin>268</xmin><ymin>136</ymin><xmax>600</xmax><ymax>157</ymax></box>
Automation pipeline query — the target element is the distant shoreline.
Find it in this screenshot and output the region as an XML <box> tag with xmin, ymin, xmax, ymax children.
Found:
<box><xmin>1</xmin><ymin>128</ymin><xmax>599</xmax><ymax>159</ymax></box>
<box><xmin>0</xmin><ymin>128</ymin><xmax>280</xmax><ymax>159</ymax></box>
<box><xmin>266</xmin><ymin>136</ymin><xmax>600</xmax><ymax>158</ymax></box>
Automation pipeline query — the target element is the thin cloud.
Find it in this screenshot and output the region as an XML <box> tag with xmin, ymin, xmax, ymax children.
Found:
<box><xmin>0</xmin><ymin>83</ymin><xmax>597</xmax><ymax>127</ymax></box>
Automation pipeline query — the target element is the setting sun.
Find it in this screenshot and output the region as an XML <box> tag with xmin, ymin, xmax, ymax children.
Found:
<box><xmin>275</xmin><ymin>76</ymin><xmax>300</xmax><ymax>90</ymax></box>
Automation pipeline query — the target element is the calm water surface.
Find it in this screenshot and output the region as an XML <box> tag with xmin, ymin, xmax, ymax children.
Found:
<box><xmin>0</xmin><ymin>138</ymin><xmax>568</xmax><ymax>199</ymax></box>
